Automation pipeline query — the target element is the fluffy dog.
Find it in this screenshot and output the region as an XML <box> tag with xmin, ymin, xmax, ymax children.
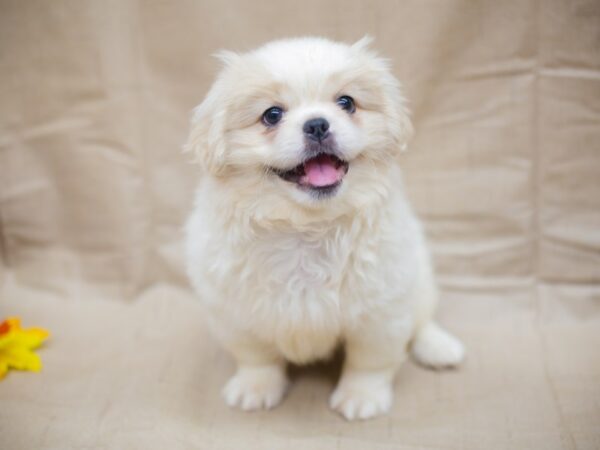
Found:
<box><xmin>184</xmin><ymin>37</ymin><xmax>464</xmax><ymax>420</ymax></box>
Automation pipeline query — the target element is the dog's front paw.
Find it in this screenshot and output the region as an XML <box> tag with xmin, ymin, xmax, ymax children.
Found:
<box><xmin>223</xmin><ymin>365</ymin><xmax>289</xmax><ymax>411</ymax></box>
<box><xmin>329</xmin><ymin>370</ymin><xmax>393</xmax><ymax>420</ymax></box>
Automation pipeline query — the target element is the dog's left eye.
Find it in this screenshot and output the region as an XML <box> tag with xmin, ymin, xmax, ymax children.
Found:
<box><xmin>262</xmin><ymin>106</ymin><xmax>284</xmax><ymax>126</ymax></box>
<box><xmin>336</xmin><ymin>95</ymin><xmax>356</xmax><ymax>114</ymax></box>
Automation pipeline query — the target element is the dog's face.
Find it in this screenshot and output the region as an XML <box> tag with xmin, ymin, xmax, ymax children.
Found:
<box><xmin>187</xmin><ymin>37</ymin><xmax>412</xmax><ymax>216</ymax></box>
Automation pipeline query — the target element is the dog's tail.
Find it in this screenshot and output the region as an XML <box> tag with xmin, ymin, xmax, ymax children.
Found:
<box><xmin>410</xmin><ymin>322</ymin><xmax>465</xmax><ymax>369</ymax></box>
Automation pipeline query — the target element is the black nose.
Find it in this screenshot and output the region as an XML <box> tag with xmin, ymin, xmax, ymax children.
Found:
<box><xmin>303</xmin><ymin>117</ymin><xmax>330</xmax><ymax>141</ymax></box>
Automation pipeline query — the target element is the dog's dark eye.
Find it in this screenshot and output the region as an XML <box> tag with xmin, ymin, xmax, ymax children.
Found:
<box><xmin>262</xmin><ymin>106</ymin><xmax>284</xmax><ymax>126</ymax></box>
<box><xmin>336</xmin><ymin>95</ymin><xmax>356</xmax><ymax>114</ymax></box>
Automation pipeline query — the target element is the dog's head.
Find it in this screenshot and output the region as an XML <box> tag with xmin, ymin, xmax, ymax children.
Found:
<box><xmin>186</xmin><ymin>37</ymin><xmax>412</xmax><ymax>219</ymax></box>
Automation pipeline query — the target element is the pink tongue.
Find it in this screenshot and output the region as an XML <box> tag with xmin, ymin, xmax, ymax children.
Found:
<box><xmin>302</xmin><ymin>155</ymin><xmax>342</xmax><ymax>187</ymax></box>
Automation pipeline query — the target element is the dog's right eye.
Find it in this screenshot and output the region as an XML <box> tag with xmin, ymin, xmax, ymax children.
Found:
<box><xmin>262</xmin><ymin>107</ymin><xmax>284</xmax><ymax>126</ymax></box>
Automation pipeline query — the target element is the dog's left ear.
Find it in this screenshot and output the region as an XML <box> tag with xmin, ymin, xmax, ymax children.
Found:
<box><xmin>388</xmin><ymin>87</ymin><xmax>414</xmax><ymax>153</ymax></box>
<box><xmin>371</xmin><ymin>65</ymin><xmax>414</xmax><ymax>154</ymax></box>
<box><xmin>351</xmin><ymin>35</ymin><xmax>375</xmax><ymax>52</ymax></box>
<box><xmin>351</xmin><ymin>36</ymin><xmax>413</xmax><ymax>153</ymax></box>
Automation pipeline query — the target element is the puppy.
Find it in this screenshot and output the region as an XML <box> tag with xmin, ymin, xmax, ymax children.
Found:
<box><xmin>184</xmin><ymin>37</ymin><xmax>464</xmax><ymax>420</ymax></box>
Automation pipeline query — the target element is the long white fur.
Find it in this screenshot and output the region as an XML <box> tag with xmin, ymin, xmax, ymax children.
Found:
<box><xmin>184</xmin><ymin>37</ymin><xmax>464</xmax><ymax>420</ymax></box>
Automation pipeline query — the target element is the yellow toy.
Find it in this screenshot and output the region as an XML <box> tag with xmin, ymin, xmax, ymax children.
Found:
<box><xmin>0</xmin><ymin>317</ymin><xmax>49</xmax><ymax>379</ymax></box>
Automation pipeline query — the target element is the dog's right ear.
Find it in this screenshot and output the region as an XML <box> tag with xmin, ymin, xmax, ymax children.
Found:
<box><xmin>184</xmin><ymin>52</ymin><xmax>242</xmax><ymax>175</ymax></box>
<box><xmin>213</xmin><ymin>50</ymin><xmax>242</xmax><ymax>67</ymax></box>
<box><xmin>184</xmin><ymin>86</ymin><xmax>228</xmax><ymax>175</ymax></box>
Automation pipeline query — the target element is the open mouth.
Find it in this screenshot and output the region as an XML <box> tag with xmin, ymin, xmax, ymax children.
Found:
<box><xmin>271</xmin><ymin>153</ymin><xmax>350</xmax><ymax>194</ymax></box>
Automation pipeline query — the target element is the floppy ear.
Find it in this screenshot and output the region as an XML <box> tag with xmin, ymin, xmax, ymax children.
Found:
<box><xmin>213</xmin><ymin>49</ymin><xmax>242</xmax><ymax>67</ymax></box>
<box><xmin>184</xmin><ymin>87</ymin><xmax>228</xmax><ymax>175</ymax></box>
<box><xmin>378</xmin><ymin>62</ymin><xmax>414</xmax><ymax>153</ymax></box>
<box><xmin>351</xmin><ymin>36</ymin><xmax>413</xmax><ymax>152</ymax></box>
<box><xmin>184</xmin><ymin>52</ymin><xmax>242</xmax><ymax>175</ymax></box>
<box><xmin>351</xmin><ymin>34</ymin><xmax>374</xmax><ymax>52</ymax></box>
<box><xmin>389</xmin><ymin>88</ymin><xmax>414</xmax><ymax>153</ymax></box>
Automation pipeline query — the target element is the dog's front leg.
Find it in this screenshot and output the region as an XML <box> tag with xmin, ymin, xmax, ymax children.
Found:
<box><xmin>330</xmin><ymin>313</ymin><xmax>412</xmax><ymax>420</ymax></box>
<box><xmin>220</xmin><ymin>334</ymin><xmax>289</xmax><ymax>411</ymax></box>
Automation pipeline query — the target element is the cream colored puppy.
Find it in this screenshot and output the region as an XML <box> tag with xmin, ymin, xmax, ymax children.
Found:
<box><xmin>185</xmin><ymin>37</ymin><xmax>464</xmax><ymax>421</ymax></box>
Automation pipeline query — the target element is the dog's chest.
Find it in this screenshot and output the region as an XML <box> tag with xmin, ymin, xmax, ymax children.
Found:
<box><xmin>240</xmin><ymin>229</ymin><xmax>353</xmax><ymax>361</ymax></box>
<box><xmin>250</xmin><ymin>229</ymin><xmax>350</xmax><ymax>298</ymax></box>
<box><xmin>194</xmin><ymin>214</ymin><xmax>414</xmax><ymax>363</ymax></box>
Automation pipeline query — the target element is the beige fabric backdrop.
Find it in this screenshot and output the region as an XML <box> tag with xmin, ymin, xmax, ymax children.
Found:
<box><xmin>1</xmin><ymin>1</ymin><xmax>599</xmax><ymax>449</ymax></box>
